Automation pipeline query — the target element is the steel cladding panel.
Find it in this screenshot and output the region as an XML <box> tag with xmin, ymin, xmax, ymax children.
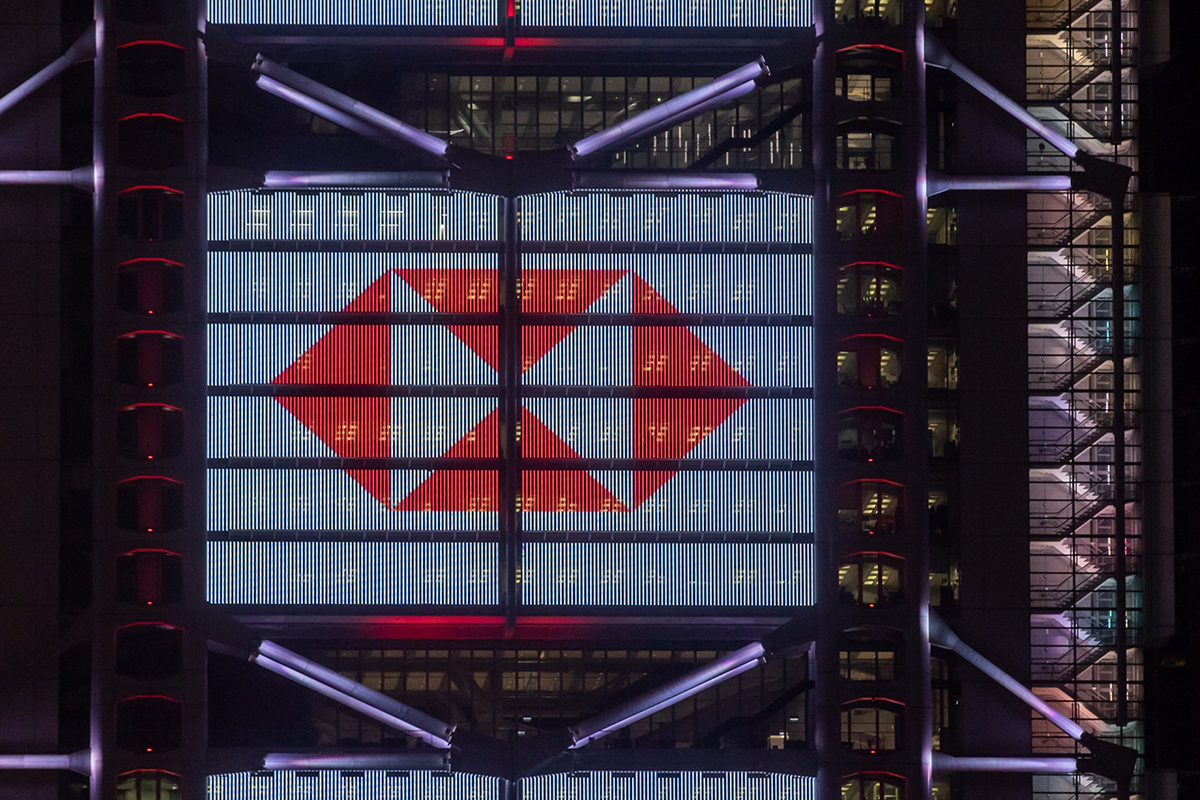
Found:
<box><xmin>521</xmin><ymin>398</ymin><xmax>812</xmax><ymax>461</ymax></box>
<box><xmin>207</xmin><ymin>771</ymin><xmax>502</xmax><ymax>800</ymax></box>
<box><xmin>520</xmin><ymin>253</ymin><xmax>811</xmax><ymax>316</ymax></box>
<box><xmin>207</xmin><ymin>190</ymin><xmax>499</xmax><ymax>241</ymax></box>
<box><xmin>521</xmin><ymin>772</ymin><xmax>816</xmax><ymax>800</ymax></box>
<box><xmin>208</xmin><ymin>397</ymin><xmax>499</xmax><ymax>459</ymax></box>
<box><xmin>208</xmin><ymin>252</ymin><xmax>499</xmax><ymax>314</ymax></box>
<box><xmin>521</xmin><ymin>0</ymin><xmax>813</xmax><ymax>27</ymax></box>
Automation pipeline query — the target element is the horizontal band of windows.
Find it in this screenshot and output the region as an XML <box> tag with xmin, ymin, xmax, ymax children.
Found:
<box><xmin>520</xmin><ymin>192</ymin><xmax>812</xmax><ymax>244</ymax></box>
<box><xmin>206</xmin><ymin>530</ymin><xmax>815</xmax><ymax>544</ymax></box>
<box><xmin>207</xmin><ymin>469</ymin><xmax>812</xmax><ymax>534</ymax></box>
<box><xmin>207</xmin><ymin>771</ymin><xmax>814</xmax><ymax>800</ymax></box>
<box><xmin>208</xmin><ymin>313</ymin><xmax>814</xmax><ymax>326</ymax></box>
<box><xmin>524</xmin><ymin>773</ymin><xmax>815</xmax><ymax>800</ymax></box>
<box><xmin>521</xmin><ymin>0</ymin><xmax>812</xmax><ymax>26</ymax></box>
<box><xmin>208</xmin><ymin>529</ymin><xmax>502</xmax><ymax>542</ymax></box>
<box><xmin>210</xmin><ymin>252</ymin><xmax>810</xmax><ymax>315</ymax></box>
<box><xmin>207</xmin><ymin>458</ymin><xmax>816</xmax><ymax>471</ymax></box>
<box><xmin>208</xmin><ymin>396</ymin><xmax>812</xmax><ymax>461</ymax></box>
<box><xmin>207</xmin><ymin>0</ymin><xmax>496</xmax><ymax>24</ymax></box>
<box><xmin>208</xmin><ymin>241</ymin><xmax>814</xmax><ymax>255</ymax></box>
<box><xmin>207</xmin><ymin>324</ymin><xmax>499</xmax><ymax>387</ymax></box>
<box><xmin>206</xmin><ymin>541</ymin><xmax>501</xmax><ymax>605</ymax></box>
<box><xmin>208</xmin><ymin>190</ymin><xmax>500</xmax><ymax>242</ymax></box>
<box><xmin>520</xmin><ymin>542</ymin><xmax>814</xmax><ymax>606</ymax></box>
<box><xmin>208</xmin><ymin>386</ymin><xmax>813</xmax><ymax>399</ymax></box>
<box><xmin>209</xmin><ymin>240</ymin><xmax>503</xmax><ymax>253</ymax></box>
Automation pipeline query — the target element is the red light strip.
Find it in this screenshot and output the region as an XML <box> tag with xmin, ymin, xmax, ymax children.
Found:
<box><xmin>117</xmin><ymin>40</ymin><xmax>184</xmax><ymax>50</ymax></box>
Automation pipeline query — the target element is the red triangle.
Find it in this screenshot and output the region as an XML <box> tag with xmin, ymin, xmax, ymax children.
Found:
<box><xmin>520</xmin><ymin>470</ymin><xmax>627</xmax><ymax>512</ymax></box>
<box><xmin>342</xmin><ymin>271</ymin><xmax>392</xmax><ymax>313</ymax></box>
<box><xmin>628</xmin><ymin>273</ymin><xmax>679</xmax><ymax>315</ymax></box>
<box><xmin>272</xmin><ymin>324</ymin><xmax>390</xmax><ymax>385</ymax></box>
<box><xmin>522</xmin><ymin>325</ymin><xmax>574</xmax><ymax>373</ymax></box>
<box><xmin>395</xmin><ymin>268</ymin><xmax>497</xmax><ymax>313</ymax></box>
<box><xmin>394</xmin><ymin>470</ymin><xmax>499</xmax><ymax>512</ymax></box>
<box><xmin>632</xmin><ymin>326</ymin><xmax>750</xmax><ymax>388</ymax></box>
<box><xmin>632</xmin><ymin>470</ymin><xmax>677</xmax><ymax>510</ymax></box>
<box><xmin>442</xmin><ymin>408</ymin><xmax>499</xmax><ymax>459</ymax></box>
<box><xmin>520</xmin><ymin>269</ymin><xmax>625</xmax><ymax>313</ymax></box>
<box><xmin>445</xmin><ymin>325</ymin><xmax>499</xmax><ymax>372</ymax></box>
<box><xmin>520</xmin><ymin>407</ymin><xmax>582</xmax><ymax>459</ymax></box>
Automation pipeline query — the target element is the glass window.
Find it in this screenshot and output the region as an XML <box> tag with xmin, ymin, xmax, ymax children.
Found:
<box><xmin>836</xmin><ymin>192</ymin><xmax>903</xmax><ymax>244</ymax></box>
<box><xmin>927</xmin><ymin>206</ymin><xmax>958</xmax><ymax>244</ymax></box>
<box><xmin>116</xmin><ymin>624</ymin><xmax>184</xmax><ymax>680</ymax></box>
<box><xmin>841</xmin><ymin>773</ymin><xmax>904</xmax><ymax>799</ymax></box>
<box><xmin>116</xmin><ymin>696</ymin><xmax>182</xmax><ymax>752</ymax></box>
<box><xmin>837</xmin><ymin>129</ymin><xmax>897</xmax><ymax>171</ymax></box>
<box><xmin>117</xmin><ymin>187</ymin><xmax>184</xmax><ymax>242</ymax></box>
<box><xmin>840</xmin><ymin>701</ymin><xmax>903</xmax><ymax>751</ymax></box>
<box><xmin>834</xmin><ymin>0</ymin><xmax>902</xmax><ymax>27</ymax></box>
<box><xmin>927</xmin><ymin>342</ymin><xmax>958</xmax><ymax>389</ymax></box>
<box><xmin>839</xmin><ymin>650</ymin><xmax>896</xmax><ymax>681</ymax></box>
<box><xmin>838</xmin><ymin>553</ymin><xmax>905</xmax><ymax>607</ymax></box>
<box><xmin>838</xmin><ymin>407</ymin><xmax>904</xmax><ymax>462</ymax></box>
<box><xmin>838</xmin><ymin>336</ymin><xmax>902</xmax><ymax>389</ymax></box>
<box><xmin>837</xmin><ymin>263</ymin><xmax>903</xmax><ymax>317</ymax></box>
<box><xmin>928</xmin><ymin>406</ymin><xmax>960</xmax><ymax>460</ymax></box>
<box><xmin>117</xmin><ymin>770</ymin><xmax>182</xmax><ymax>800</ymax></box>
<box><xmin>836</xmin><ymin>480</ymin><xmax>904</xmax><ymax>536</ymax></box>
<box><xmin>117</xmin><ymin>259</ymin><xmax>185</xmax><ymax>315</ymax></box>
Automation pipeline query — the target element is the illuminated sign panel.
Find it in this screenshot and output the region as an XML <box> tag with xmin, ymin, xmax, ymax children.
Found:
<box><xmin>206</xmin><ymin>189</ymin><xmax>812</xmax><ymax>608</ymax></box>
<box><xmin>206</xmin><ymin>0</ymin><xmax>498</xmax><ymax>26</ymax></box>
<box><xmin>207</xmin><ymin>771</ymin><xmax>501</xmax><ymax>800</ymax></box>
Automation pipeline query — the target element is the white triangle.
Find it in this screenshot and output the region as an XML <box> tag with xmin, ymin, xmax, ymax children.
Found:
<box><xmin>523</xmin><ymin>398</ymin><xmax>631</xmax><ymax>460</ymax></box>
<box><xmin>392</xmin><ymin>324</ymin><xmax>497</xmax><ymax>386</ymax></box>
<box><xmin>522</xmin><ymin>325</ymin><xmax>631</xmax><ymax>387</ymax></box>
<box><xmin>390</xmin><ymin>397</ymin><xmax>496</xmax><ymax>458</ymax></box>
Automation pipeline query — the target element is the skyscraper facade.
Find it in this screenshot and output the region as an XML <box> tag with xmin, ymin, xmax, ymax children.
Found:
<box><xmin>0</xmin><ymin>1</ymin><xmax>1180</xmax><ymax>799</ymax></box>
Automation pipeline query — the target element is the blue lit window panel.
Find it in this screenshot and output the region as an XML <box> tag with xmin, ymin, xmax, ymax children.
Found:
<box><xmin>520</xmin><ymin>471</ymin><xmax>812</xmax><ymax>533</ymax></box>
<box><xmin>208</xmin><ymin>397</ymin><xmax>499</xmax><ymax>459</ymax></box>
<box><xmin>206</xmin><ymin>324</ymin><xmax>498</xmax><ymax>388</ymax></box>
<box><xmin>207</xmin><ymin>469</ymin><xmax>499</xmax><ymax>532</ymax></box>
<box><xmin>207</xmin><ymin>190</ymin><xmax>500</xmax><ymax>242</ymax></box>
<box><xmin>519</xmin><ymin>192</ymin><xmax>812</xmax><ymax>244</ymax></box>
<box><xmin>520</xmin><ymin>0</ymin><xmax>813</xmax><ymax>27</ymax></box>
<box><xmin>207</xmin><ymin>542</ymin><xmax>499</xmax><ymax>605</ymax></box>
<box><xmin>521</xmin><ymin>326</ymin><xmax>811</xmax><ymax>389</ymax></box>
<box><xmin>208</xmin><ymin>251</ymin><xmax>499</xmax><ymax>314</ymax></box>
<box><xmin>206</xmin><ymin>0</ymin><xmax>496</xmax><ymax>25</ymax></box>
<box><xmin>207</xmin><ymin>771</ymin><xmax>502</xmax><ymax>800</ymax></box>
<box><xmin>521</xmin><ymin>398</ymin><xmax>813</xmax><ymax>461</ymax></box>
<box><xmin>520</xmin><ymin>253</ymin><xmax>812</xmax><ymax>316</ymax></box>
<box><xmin>520</xmin><ymin>544</ymin><xmax>815</xmax><ymax>606</ymax></box>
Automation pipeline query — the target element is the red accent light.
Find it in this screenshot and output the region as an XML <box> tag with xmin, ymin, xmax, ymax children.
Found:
<box><xmin>840</xmin><ymin>405</ymin><xmax>905</xmax><ymax>415</ymax></box>
<box><xmin>119</xmin><ymin>112</ymin><xmax>184</xmax><ymax>122</ymax></box>
<box><xmin>119</xmin><ymin>257</ymin><xmax>185</xmax><ymax>267</ymax></box>
<box><xmin>119</xmin><ymin>476</ymin><xmax>182</xmax><ymax>484</ymax></box>
<box><xmin>838</xmin><ymin>188</ymin><xmax>904</xmax><ymax>199</ymax></box>
<box><xmin>118</xmin><ymin>185</ymin><xmax>183</xmax><ymax>195</ymax></box>
<box><xmin>505</xmin><ymin>154</ymin><xmax>514</xmax><ymax>160</ymax></box>
<box><xmin>839</xmin><ymin>260</ymin><xmax>905</xmax><ymax>272</ymax></box>
<box><xmin>840</xmin><ymin>333</ymin><xmax>905</xmax><ymax>344</ymax></box>
<box><xmin>117</xmin><ymin>40</ymin><xmax>184</xmax><ymax>50</ymax></box>
<box><xmin>121</xmin><ymin>403</ymin><xmax>183</xmax><ymax>412</ymax></box>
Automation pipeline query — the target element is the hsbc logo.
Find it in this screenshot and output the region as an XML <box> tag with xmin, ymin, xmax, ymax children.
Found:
<box><xmin>271</xmin><ymin>267</ymin><xmax>752</xmax><ymax>513</ymax></box>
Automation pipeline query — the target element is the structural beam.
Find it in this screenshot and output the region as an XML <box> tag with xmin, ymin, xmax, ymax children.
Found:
<box><xmin>927</xmin><ymin>173</ymin><xmax>1072</xmax><ymax>196</ymax></box>
<box><xmin>252</xmin><ymin>56</ymin><xmax>450</xmax><ymax>161</ymax></box>
<box><xmin>929</xmin><ymin>612</ymin><xmax>1086</xmax><ymax>740</ymax></box>
<box><xmin>254</xmin><ymin>75</ymin><xmax>418</xmax><ymax>155</ymax></box>
<box><xmin>264</xmin><ymin>170</ymin><xmax>449</xmax><ymax>189</ymax></box>
<box><xmin>262</xmin><ymin>752</ymin><xmax>450</xmax><ymax>771</ymax></box>
<box><xmin>253</xmin><ymin>641</ymin><xmax>455</xmax><ymax>748</ymax></box>
<box><xmin>569</xmin><ymin>642</ymin><xmax>766</xmax><ymax>748</ymax></box>
<box><xmin>571</xmin><ymin>58</ymin><xmax>769</xmax><ymax>159</ymax></box>
<box><xmin>0</xmin><ymin>166</ymin><xmax>94</xmax><ymax>190</ymax></box>
<box><xmin>0</xmin><ymin>24</ymin><xmax>94</xmax><ymax>119</ymax></box>
<box><xmin>925</xmin><ymin>34</ymin><xmax>1080</xmax><ymax>159</ymax></box>
<box><xmin>0</xmin><ymin>752</ymin><xmax>90</xmax><ymax>775</ymax></box>
<box><xmin>572</xmin><ymin>172</ymin><xmax>759</xmax><ymax>190</ymax></box>
<box><xmin>932</xmin><ymin>753</ymin><xmax>1078</xmax><ymax>774</ymax></box>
